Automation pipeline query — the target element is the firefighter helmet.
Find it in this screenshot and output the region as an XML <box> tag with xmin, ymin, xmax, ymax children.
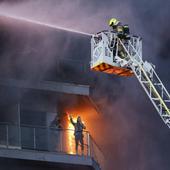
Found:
<box><xmin>109</xmin><ymin>18</ymin><xmax>120</xmax><ymax>27</ymax></box>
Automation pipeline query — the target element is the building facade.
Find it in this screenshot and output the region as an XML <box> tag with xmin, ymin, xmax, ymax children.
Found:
<box><xmin>0</xmin><ymin>16</ymin><xmax>104</xmax><ymax>170</ymax></box>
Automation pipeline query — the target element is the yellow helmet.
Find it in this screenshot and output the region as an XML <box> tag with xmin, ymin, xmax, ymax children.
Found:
<box><xmin>109</xmin><ymin>18</ymin><xmax>120</xmax><ymax>26</ymax></box>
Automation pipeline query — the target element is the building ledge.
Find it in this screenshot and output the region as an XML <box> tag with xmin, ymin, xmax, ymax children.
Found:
<box><xmin>0</xmin><ymin>148</ymin><xmax>100</xmax><ymax>170</ymax></box>
<box><xmin>0</xmin><ymin>78</ymin><xmax>89</xmax><ymax>96</ymax></box>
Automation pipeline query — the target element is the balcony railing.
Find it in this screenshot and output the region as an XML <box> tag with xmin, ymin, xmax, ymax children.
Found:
<box><xmin>0</xmin><ymin>123</ymin><xmax>104</xmax><ymax>167</ymax></box>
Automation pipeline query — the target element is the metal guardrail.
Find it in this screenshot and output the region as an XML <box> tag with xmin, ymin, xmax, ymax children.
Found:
<box><xmin>0</xmin><ymin>123</ymin><xmax>104</xmax><ymax>167</ymax></box>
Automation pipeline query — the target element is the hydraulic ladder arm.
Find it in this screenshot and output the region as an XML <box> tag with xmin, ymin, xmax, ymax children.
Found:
<box><xmin>119</xmin><ymin>38</ymin><xmax>170</xmax><ymax>127</ymax></box>
<box><xmin>90</xmin><ymin>31</ymin><xmax>170</xmax><ymax>128</ymax></box>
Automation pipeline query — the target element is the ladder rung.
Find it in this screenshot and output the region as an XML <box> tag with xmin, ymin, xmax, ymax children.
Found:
<box><xmin>141</xmin><ymin>81</ymin><xmax>149</xmax><ymax>84</ymax></box>
<box><xmin>162</xmin><ymin>114</ymin><xmax>170</xmax><ymax>118</ymax></box>
<box><xmin>151</xmin><ymin>98</ymin><xmax>160</xmax><ymax>101</ymax></box>
<box><xmin>153</xmin><ymin>83</ymin><xmax>162</xmax><ymax>86</ymax></box>
<box><xmin>164</xmin><ymin>100</ymin><xmax>170</xmax><ymax>102</ymax></box>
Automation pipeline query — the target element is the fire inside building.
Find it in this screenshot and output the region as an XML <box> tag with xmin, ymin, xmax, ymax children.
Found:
<box><xmin>1</xmin><ymin>4</ymin><xmax>170</xmax><ymax>170</ymax></box>
<box><xmin>0</xmin><ymin>16</ymin><xmax>105</xmax><ymax>170</ymax></box>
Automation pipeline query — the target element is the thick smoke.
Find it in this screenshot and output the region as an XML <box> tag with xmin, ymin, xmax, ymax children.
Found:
<box><xmin>0</xmin><ymin>0</ymin><xmax>137</xmax><ymax>34</ymax></box>
<box><xmin>0</xmin><ymin>1</ymin><xmax>170</xmax><ymax>170</ymax></box>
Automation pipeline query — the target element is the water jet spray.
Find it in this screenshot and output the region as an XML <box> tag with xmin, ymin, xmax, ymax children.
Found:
<box><xmin>0</xmin><ymin>14</ymin><xmax>93</xmax><ymax>36</ymax></box>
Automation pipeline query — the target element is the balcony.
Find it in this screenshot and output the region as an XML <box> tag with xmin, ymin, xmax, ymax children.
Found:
<box><xmin>0</xmin><ymin>123</ymin><xmax>104</xmax><ymax>170</ymax></box>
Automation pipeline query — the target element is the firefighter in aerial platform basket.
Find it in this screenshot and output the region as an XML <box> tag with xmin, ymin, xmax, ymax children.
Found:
<box><xmin>69</xmin><ymin>115</ymin><xmax>86</xmax><ymax>155</ymax></box>
<box><xmin>109</xmin><ymin>18</ymin><xmax>130</xmax><ymax>59</ymax></box>
<box><xmin>109</xmin><ymin>18</ymin><xmax>130</xmax><ymax>40</ymax></box>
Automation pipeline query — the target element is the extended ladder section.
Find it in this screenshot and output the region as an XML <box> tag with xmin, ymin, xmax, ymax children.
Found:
<box><xmin>91</xmin><ymin>31</ymin><xmax>170</xmax><ymax>128</ymax></box>
<box><xmin>119</xmin><ymin>38</ymin><xmax>170</xmax><ymax>128</ymax></box>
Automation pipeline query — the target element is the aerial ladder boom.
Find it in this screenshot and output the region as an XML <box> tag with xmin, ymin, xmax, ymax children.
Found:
<box><xmin>90</xmin><ymin>31</ymin><xmax>170</xmax><ymax>128</ymax></box>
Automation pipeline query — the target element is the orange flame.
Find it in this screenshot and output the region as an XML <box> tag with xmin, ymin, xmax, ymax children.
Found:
<box><xmin>66</xmin><ymin>112</ymin><xmax>76</xmax><ymax>154</ymax></box>
<box><xmin>64</xmin><ymin>107</ymin><xmax>98</xmax><ymax>155</ymax></box>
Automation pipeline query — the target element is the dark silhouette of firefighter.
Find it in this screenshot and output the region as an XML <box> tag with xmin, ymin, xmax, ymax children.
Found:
<box><xmin>50</xmin><ymin>115</ymin><xmax>62</xmax><ymax>151</ymax></box>
<box><xmin>109</xmin><ymin>18</ymin><xmax>130</xmax><ymax>40</ymax></box>
<box><xmin>51</xmin><ymin>116</ymin><xmax>62</xmax><ymax>129</ymax></box>
<box><xmin>69</xmin><ymin>115</ymin><xmax>86</xmax><ymax>154</ymax></box>
<box><xmin>109</xmin><ymin>18</ymin><xmax>130</xmax><ymax>59</ymax></box>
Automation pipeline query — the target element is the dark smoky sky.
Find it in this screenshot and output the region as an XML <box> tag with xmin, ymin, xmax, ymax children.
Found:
<box><xmin>0</xmin><ymin>1</ymin><xmax>170</xmax><ymax>170</ymax></box>
<box><xmin>0</xmin><ymin>0</ymin><xmax>169</xmax><ymax>62</ymax></box>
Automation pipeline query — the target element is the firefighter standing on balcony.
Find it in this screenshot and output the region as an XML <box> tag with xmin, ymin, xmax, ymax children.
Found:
<box><xmin>50</xmin><ymin>115</ymin><xmax>63</xmax><ymax>151</ymax></box>
<box><xmin>109</xmin><ymin>18</ymin><xmax>130</xmax><ymax>40</ymax></box>
<box><xmin>69</xmin><ymin>115</ymin><xmax>86</xmax><ymax>154</ymax></box>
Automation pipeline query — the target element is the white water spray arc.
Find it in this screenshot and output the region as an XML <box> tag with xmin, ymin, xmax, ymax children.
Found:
<box><xmin>0</xmin><ymin>14</ymin><xmax>93</xmax><ymax>36</ymax></box>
